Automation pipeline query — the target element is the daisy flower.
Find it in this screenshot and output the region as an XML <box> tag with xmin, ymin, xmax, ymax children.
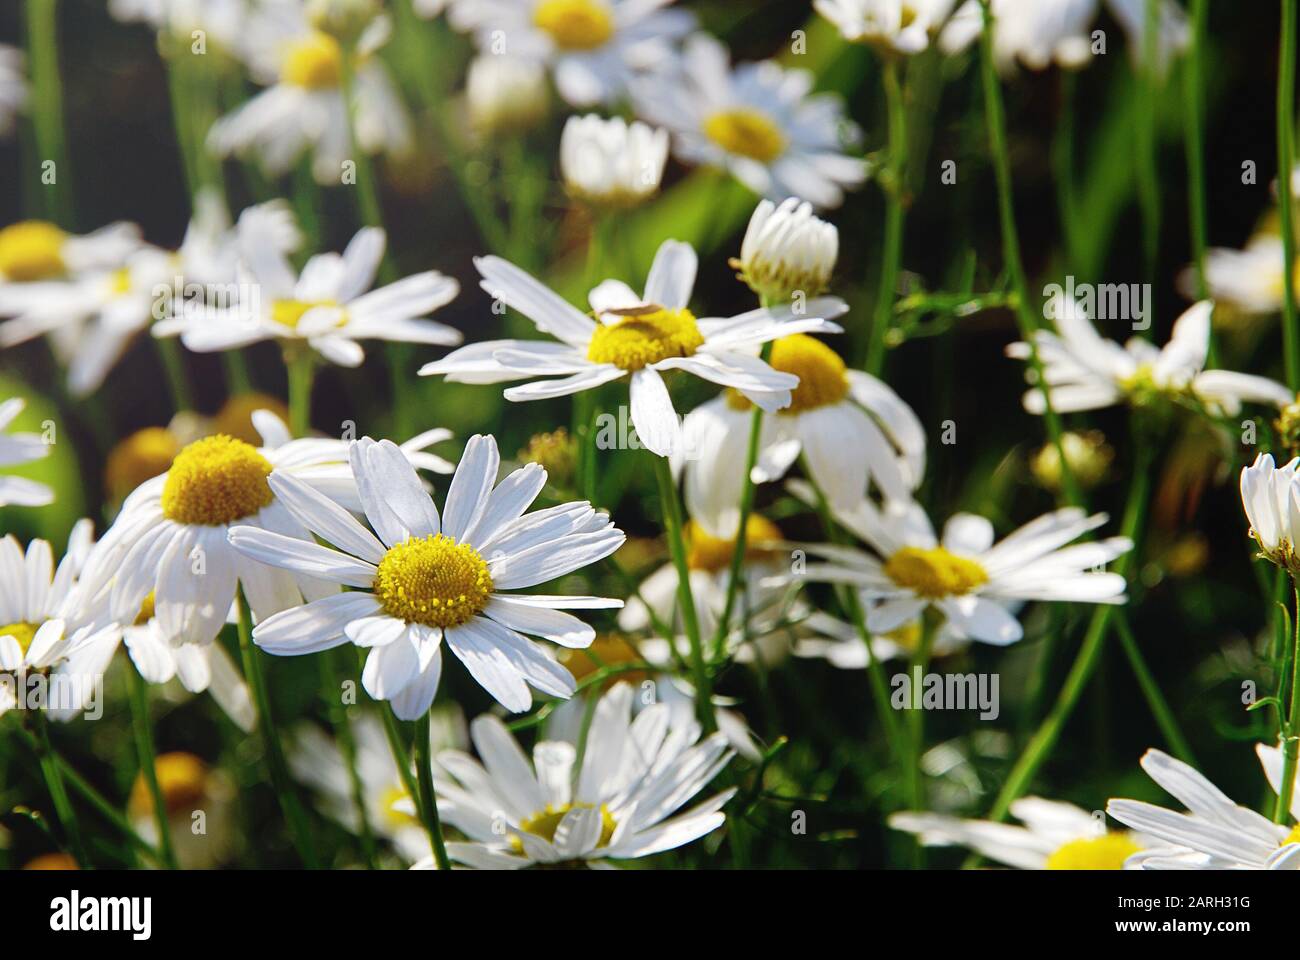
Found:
<box><xmin>1107</xmin><ymin>748</ymin><xmax>1300</xmax><ymax>870</ymax></box>
<box><xmin>156</xmin><ymin>222</ymin><xmax>460</xmax><ymax>368</ymax></box>
<box><xmin>419</xmin><ymin>239</ymin><xmax>846</xmax><ymax>458</ymax></box>
<box><xmin>560</xmin><ymin>113</ymin><xmax>669</xmax><ymax>209</ymax></box>
<box><xmin>79</xmin><ymin>410</ymin><xmax>450</xmax><ymax>648</ymax></box>
<box><xmin>791</xmin><ymin>494</ymin><xmax>1132</xmax><ymax>645</ymax></box>
<box><xmin>1183</xmin><ymin>234</ymin><xmax>1297</xmax><ymax>318</ymax></box>
<box><xmin>0</xmin><ymin>522</ymin><xmax>122</xmax><ymax>722</ymax></box>
<box><xmin>815</xmin><ymin>0</ymin><xmax>955</xmax><ymax>55</ymax></box>
<box><xmin>128</xmin><ymin>752</ymin><xmax>237</xmax><ymax>868</ymax></box>
<box><xmin>208</xmin><ymin>3</ymin><xmax>411</xmax><ymax>184</ymax></box>
<box><xmin>793</xmin><ymin>608</ymin><xmax>972</xmax><ymax>669</ymax></box>
<box><xmin>228</xmin><ymin>434</ymin><xmax>626</xmax><ymax>718</ymax></box>
<box><xmin>1239</xmin><ymin>452</ymin><xmax>1300</xmax><ymax>574</ymax></box>
<box><xmin>415</xmin><ymin>681</ymin><xmax>735</xmax><ymax>868</ymax></box>
<box><xmin>0</xmin><ymin>220</ymin><xmax>142</xmax><ymax>288</ymax></box>
<box><xmin>464</xmin><ymin>54</ymin><xmax>550</xmax><ymax>137</ymax></box>
<box><xmin>290</xmin><ymin>709</ymin><xmax>466</xmax><ymax>863</ymax></box>
<box><xmin>0</xmin><ymin>44</ymin><xmax>27</xmax><ymax>137</ymax></box>
<box><xmin>682</xmin><ymin>335</ymin><xmax>925</xmax><ymax>534</ymax></box>
<box><xmin>1006</xmin><ymin>299</ymin><xmax>1293</xmax><ymax>418</ymax></box>
<box><xmin>731</xmin><ymin>197</ymin><xmax>839</xmax><ymax>305</ymax></box>
<box><xmin>633</xmin><ymin>33</ymin><xmax>868</xmax><ymax>209</ymax></box>
<box><xmin>939</xmin><ymin>0</ymin><xmax>1189</xmax><ymax>73</ymax></box>
<box><xmin>0</xmin><ymin>397</ymin><xmax>53</xmax><ymax>508</ymax></box>
<box><xmin>444</xmin><ymin>0</ymin><xmax>695</xmax><ymax>108</ymax></box>
<box><xmin>108</xmin><ymin>0</ymin><xmax>249</xmax><ymax>54</ymax></box>
<box><xmin>891</xmin><ymin>798</ymin><xmax>1145</xmax><ymax>869</ymax></box>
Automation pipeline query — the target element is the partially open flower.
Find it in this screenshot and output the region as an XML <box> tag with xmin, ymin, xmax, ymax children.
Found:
<box><xmin>465</xmin><ymin>55</ymin><xmax>549</xmax><ymax>137</ymax></box>
<box><xmin>1029</xmin><ymin>430</ymin><xmax>1114</xmax><ymax>492</ymax></box>
<box><xmin>731</xmin><ymin>198</ymin><xmax>838</xmax><ymax>304</ymax></box>
<box><xmin>560</xmin><ymin>114</ymin><xmax>669</xmax><ymax>209</ymax></box>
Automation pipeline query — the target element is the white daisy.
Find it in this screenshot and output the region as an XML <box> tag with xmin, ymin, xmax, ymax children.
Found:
<box><xmin>419</xmin><ymin>239</ymin><xmax>846</xmax><ymax>458</ymax></box>
<box><xmin>78</xmin><ymin>410</ymin><xmax>448</xmax><ymax>648</ymax></box>
<box><xmin>939</xmin><ymin>0</ymin><xmax>1189</xmax><ymax>73</ymax></box>
<box><xmin>290</xmin><ymin>709</ymin><xmax>466</xmax><ymax>863</ymax></box>
<box><xmin>1006</xmin><ymin>299</ymin><xmax>1293</xmax><ymax>418</ymax></box>
<box><xmin>793</xmin><ymin>608</ymin><xmax>972</xmax><ymax>669</ymax></box>
<box><xmin>1107</xmin><ymin>748</ymin><xmax>1300</xmax><ymax>870</ymax></box>
<box><xmin>464</xmin><ymin>54</ymin><xmax>550</xmax><ymax>137</ymax></box>
<box><xmin>156</xmin><ymin>223</ymin><xmax>461</xmax><ymax>368</ymax></box>
<box><xmin>815</xmin><ymin>0</ymin><xmax>956</xmax><ymax>55</ymax></box>
<box><xmin>444</xmin><ymin>0</ymin><xmax>695</xmax><ymax>108</ymax></box>
<box><xmin>228</xmin><ymin>434</ymin><xmax>626</xmax><ymax>718</ymax></box>
<box><xmin>0</xmin><ymin>397</ymin><xmax>53</xmax><ymax>508</ymax></box>
<box><xmin>681</xmin><ymin>335</ymin><xmax>925</xmax><ymax>534</ymax></box>
<box><xmin>207</xmin><ymin>4</ymin><xmax>412</xmax><ymax>184</ymax></box>
<box><xmin>1184</xmin><ymin>234</ymin><xmax>1296</xmax><ymax>317</ymax></box>
<box><xmin>0</xmin><ymin>43</ymin><xmax>27</xmax><ymax>137</ymax></box>
<box><xmin>633</xmin><ymin>33</ymin><xmax>867</xmax><ymax>209</ymax></box>
<box><xmin>108</xmin><ymin>0</ymin><xmax>249</xmax><ymax>54</ymax></box>
<box><xmin>791</xmin><ymin>494</ymin><xmax>1131</xmax><ymax>645</ymax></box>
<box><xmin>0</xmin><ymin>219</ymin><xmax>141</xmax><ymax>287</ymax></box>
<box><xmin>732</xmin><ymin>197</ymin><xmax>839</xmax><ymax>305</ymax></box>
<box><xmin>127</xmin><ymin>751</ymin><xmax>238</xmax><ymax>868</ymax></box>
<box><xmin>560</xmin><ymin>113</ymin><xmax>669</xmax><ymax>208</ymax></box>
<box><xmin>0</xmin><ymin>522</ymin><xmax>122</xmax><ymax>722</ymax></box>
<box><xmin>414</xmin><ymin>681</ymin><xmax>735</xmax><ymax>868</ymax></box>
<box><xmin>891</xmin><ymin>797</ymin><xmax>1145</xmax><ymax>869</ymax></box>
<box><xmin>1239</xmin><ymin>452</ymin><xmax>1300</xmax><ymax>574</ymax></box>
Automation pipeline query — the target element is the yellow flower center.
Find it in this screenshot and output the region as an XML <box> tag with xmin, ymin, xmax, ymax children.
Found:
<box><xmin>1045</xmin><ymin>833</ymin><xmax>1141</xmax><ymax>870</ymax></box>
<box><xmin>0</xmin><ymin>220</ymin><xmax>68</xmax><ymax>281</ymax></box>
<box><xmin>159</xmin><ymin>435</ymin><xmax>275</xmax><ymax>526</ymax></box>
<box><xmin>1283</xmin><ymin>824</ymin><xmax>1300</xmax><ymax>846</ymax></box>
<box><xmin>510</xmin><ymin>802</ymin><xmax>617</xmax><ymax>853</ymax></box>
<box><xmin>703</xmin><ymin>108</ymin><xmax>787</xmax><ymax>164</ymax></box>
<box><xmin>0</xmin><ymin>621</ymin><xmax>40</xmax><ymax>657</ymax></box>
<box><xmin>586</xmin><ymin>306</ymin><xmax>704</xmax><ymax>371</ymax></box>
<box><xmin>135</xmin><ymin>591</ymin><xmax>156</xmax><ymax>627</ymax></box>
<box><xmin>378</xmin><ymin>785</ymin><xmax>421</xmax><ymax>832</ymax></box>
<box><xmin>883</xmin><ymin>546</ymin><xmax>988</xmax><ymax>599</ymax></box>
<box><xmin>106</xmin><ymin>426</ymin><xmax>180</xmax><ymax>503</ymax></box>
<box><xmin>281</xmin><ymin>32</ymin><xmax>343</xmax><ymax>89</ymax></box>
<box><xmin>373</xmin><ymin>534</ymin><xmax>494</xmax><ymax>629</ymax></box>
<box><xmin>533</xmin><ymin>0</ymin><xmax>615</xmax><ymax>51</ymax></box>
<box><xmin>686</xmin><ymin>516</ymin><xmax>782</xmax><ymax>573</ymax></box>
<box><xmin>726</xmin><ymin>334</ymin><xmax>850</xmax><ymax>415</ymax></box>
<box><xmin>271</xmin><ymin>298</ymin><xmax>345</xmax><ymax>330</ymax></box>
<box><xmin>129</xmin><ymin>752</ymin><xmax>209</xmax><ymax>818</ymax></box>
<box><xmin>108</xmin><ymin>266</ymin><xmax>133</xmax><ymax>295</ymax></box>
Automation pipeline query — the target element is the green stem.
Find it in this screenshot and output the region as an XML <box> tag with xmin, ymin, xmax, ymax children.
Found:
<box><xmin>318</xmin><ymin>651</ymin><xmax>378</xmax><ymax>869</ymax></box>
<box><xmin>978</xmin><ymin>0</ymin><xmax>1082</xmax><ymax>508</ymax></box>
<box><xmin>286</xmin><ymin>348</ymin><xmax>315</xmax><ymax>437</ymax></box>
<box><xmin>413</xmin><ymin>714</ymin><xmax>452</xmax><ymax>870</ymax></box>
<box><xmin>31</xmin><ymin>713</ymin><xmax>89</xmax><ymax>867</ymax></box>
<box><xmin>1054</xmin><ymin>73</ymin><xmax>1082</xmax><ymax>269</ymax></box>
<box><xmin>337</xmin><ymin>47</ymin><xmax>385</xmax><ymax>239</ymax></box>
<box><xmin>864</xmin><ymin>58</ymin><xmax>907</xmax><ymax>376</ymax></box>
<box><xmin>651</xmin><ymin>453</ymin><xmax>715</xmax><ymax>734</ymax></box>
<box><xmin>1278</xmin><ymin>0</ymin><xmax>1300</xmax><ymax>390</ymax></box>
<box><xmin>155</xmin><ymin>336</ymin><xmax>194</xmax><ymax>413</ymax></box>
<box><xmin>235</xmin><ymin>586</ymin><xmax>319</xmax><ymax>867</ymax></box>
<box><xmin>1274</xmin><ymin>581</ymin><xmax>1300</xmax><ymax>823</ymax></box>
<box><xmin>1113</xmin><ymin>610</ymin><xmax>1197</xmax><ymax>766</ymax></box>
<box><xmin>126</xmin><ymin>668</ymin><xmax>180</xmax><ymax>869</ymax></box>
<box><xmin>1136</xmin><ymin>0</ymin><xmax>1161</xmax><ymax>290</ymax></box>
<box><xmin>25</xmin><ymin>0</ymin><xmax>73</xmax><ymax>226</ymax></box>
<box><xmin>376</xmin><ymin>699</ymin><xmax>422</xmax><ymax>810</ymax></box>
<box><xmin>1181</xmin><ymin>0</ymin><xmax>1209</xmax><ymax>303</ymax></box>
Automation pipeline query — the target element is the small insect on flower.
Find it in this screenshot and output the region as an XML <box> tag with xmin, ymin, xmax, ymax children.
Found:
<box><xmin>228</xmin><ymin>434</ymin><xmax>625</xmax><ymax>717</ymax></box>
<box><xmin>633</xmin><ymin>33</ymin><xmax>867</xmax><ymax>209</ymax></box>
<box><xmin>409</xmin><ymin>682</ymin><xmax>735</xmax><ymax>868</ymax></box>
<box><xmin>421</xmin><ymin>239</ymin><xmax>846</xmax><ymax>458</ymax></box>
<box><xmin>1107</xmin><ymin>747</ymin><xmax>1300</xmax><ymax>870</ymax></box>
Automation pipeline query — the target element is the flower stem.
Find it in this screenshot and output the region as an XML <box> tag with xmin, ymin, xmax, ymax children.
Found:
<box><xmin>864</xmin><ymin>58</ymin><xmax>907</xmax><ymax>377</ymax></box>
<box><xmin>286</xmin><ymin>348</ymin><xmax>315</xmax><ymax>437</ymax></box>
<box><xmin>1274</xmin><ymin>581</ymin><xmax>1300</xmax><ymax>823</ymax></box>
<box><xmin>126</xmin><ymin>667</ymin><xmax>180</xmax><ymax>869</ymax></box>
<box><xmin>1136</xmin><ymin>0</ymin><xmax>1161</xmax><ymax>290</ymax></box>
<box><xmin>30</xmin><ymin>712</ymin><xmax>89</xmax><ymax>867</ymax></box>
<box><xmin>977</xmin><ymin>0</ymin><xmax>1082</xmax><ymax>509</ymax></box>
<box><xmin>1181</xmin><ymin>0</ymin><xmax>1210</xmax><ymax>302</ymax></box>
<box><xmin>235</xmin><ymin>585</ymin><xmax>319</xmax><ymax>867</ymax></box>
<box><xmin>1113</xmin><ymin>609</ymin><xmax>1197</xmax><ymax>766</ymax></box>
<box><xmin>413</xmin><ymin>712</ymin><xmax>452</xmax><ymax>870</ymax></box>
<box><xmin>1277</xmin><ymin>0</ymin><xmax>1300</xmax><ymax>390</ymax></box>
<box><xmin>155</xmin><ymin>336</ymin><xmax>194</xmax><ymax>414</ymax></box>
<box><xmin>318</xmin><ymin>651</ymin><xmax>378</xmax><ymax>869</ymax></box>
<box><xmin>651</xmin><ymin>452</ymin><xmax>715</xmax><ymax>734</ymax></box>
<box><xmin>24</xmin><ymin>0</ymin><xmax>73</xmax><ymax>225</ymax></box>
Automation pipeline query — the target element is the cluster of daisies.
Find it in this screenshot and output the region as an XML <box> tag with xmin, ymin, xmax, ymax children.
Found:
<box><xmin>2</xmin><ymin>0</ymin><xmax>1300</xmax><ymax>873</ymax></box>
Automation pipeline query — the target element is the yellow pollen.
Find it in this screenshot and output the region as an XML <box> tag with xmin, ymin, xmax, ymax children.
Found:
<box><xmin>0</xmin><ymin>621</ymin><xmax>40</xmax><ymax>657</ymax></box>
<box><xmin>378</xmin><ymin>785</ymin><xmax>420</xmax><ymax>832</ymax></box>
<box><xmin>884</xmin><ymin>546</ymin><xmax>988</xmax><ymax>599</ymax></box>
<box><xmin>1283</xmin><ymin>824</ymin><xmax>1300</xmax><ymax>846</ymax></box>
<box><xmin>686</xmin><ymin>516</ymin><xmax>782</xmax><ymax>573</ymax></box>
<box><xmin>108</xmin><ymin>266</ymin><xmax>133</xmax><ymax>295</ymax></box>
<box><xmin>271</xmin><ymin>298</ymin><xmax>345</xmax><ymax>330</ymax></box>
<box><xmin>586</xmin><ymin>306</ymin><xmax>704</xmax><ymax>371</ymax></box>
<box><xmin>159</xmin><ymin>434</ymin><xmax>274</xmax><ymax>526</ymax></box>
<box><xmin>726</xmin><ymin>334</ymin><xmax>849</xmax><ymax>414</ymax></box>
<box><xmin>373</xmin><ymin>534</ymin><xmax>494</xmax><ymax>629</ymax></box>
<box><xmin>135</xmin><ymin>591</ymin><xmax>156</xmax><ymax>627</ymax></box>
<box><xmin>1045</xmin><ymin>833</ymin><xmax>1141</xmax><ymax>870</ymax></box>
<box><xmin>703</xmin><ymin>108</ymin><xmax>787</xmax><ymax>164</ymax></box>
<box><xmin>533</xmin><ymin>0</ymin><xmax>615</xmax><ymax>51</ymax></box>
<box><xmin>106</xmin><ymin>426</ymin><xmax>180</xmax><ymax>503</ymax></box>
<box><xmin>0</xmin><ymin>221</ymin><xmax>67</xmax><ymax>281</ymax></box>
<box><xmin>129</xmin><ymin>752</ymin><xmax>209</xmax><ymax>818</ymax></box>
<box><xmin>510</xmin><ymin>802</ymin><xmax>617</xmax><ymax>853</ymax></box>
<box><xmin>213</xmin><ymin>393</ymin><xmax>292</xmax><ymax>445</ymax></box>
<box><xmin>281</xmin><ymin>32</ymin><xmax>343</xmax><ymax>89</ymax></box>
